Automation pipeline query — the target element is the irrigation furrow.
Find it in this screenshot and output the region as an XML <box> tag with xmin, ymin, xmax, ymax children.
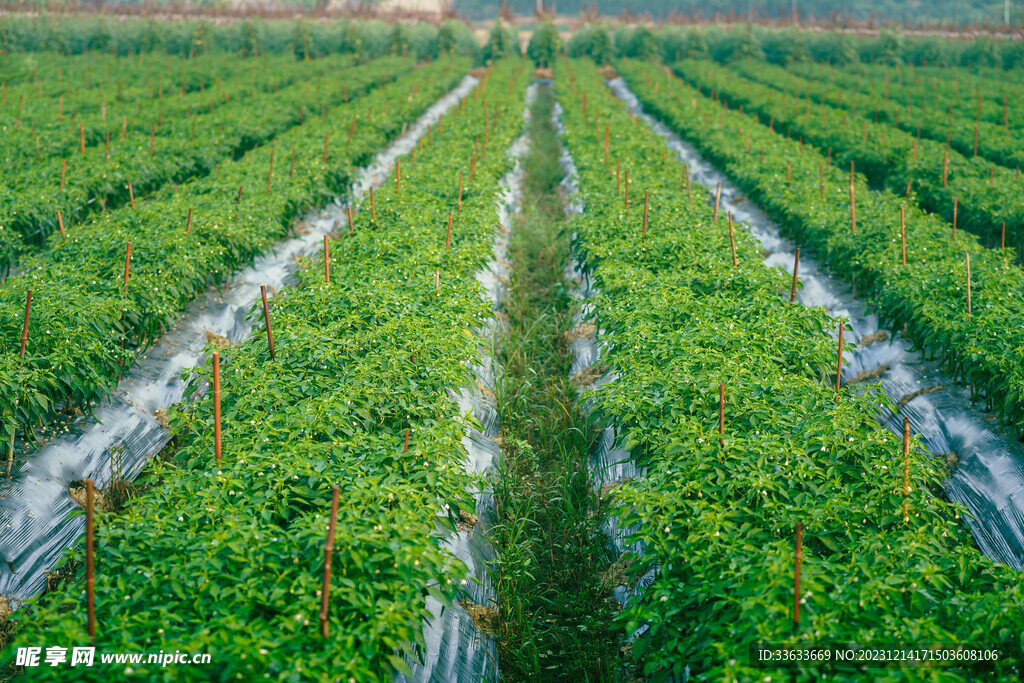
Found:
<box><xmin>609</xmin><ymin>76</ymin><xmax>1024</xmax><ymax>570</ymax></box>
<box><xmin>0</xmin><ymin>74</ymin><xmax>479</xmax><ymax>605</ymax></box>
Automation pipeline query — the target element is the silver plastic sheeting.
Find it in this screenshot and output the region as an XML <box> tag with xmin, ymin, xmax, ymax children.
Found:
<box><xmin>398</xmin><ymin>82</ymin><xmax>537</xmax><ymax>683</ymax></box>
<box><xmin>607</xmin><ymin>76</ymin><xmax>1024</xmax><ymax>571</ymax></box>
<box><xmin>0</xmin><ymin>76</ymin><xmax>481</xmax><ymax>609</ymax></box>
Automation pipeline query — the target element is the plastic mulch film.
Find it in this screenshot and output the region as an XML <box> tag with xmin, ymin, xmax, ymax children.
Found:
<box><xmin>0</xmin><ymin>76</ymin><xmax>480</xmax><ymax>609</ymax></box>
<box><xmin>608</xmin><ymin>76</ymin><xmax>1024</xmax><ymax>571</ymax></box>
<box><xmin>396</xmin><ymin>82</ymin><xmax>538</xmax><ymax>683</ymax></box>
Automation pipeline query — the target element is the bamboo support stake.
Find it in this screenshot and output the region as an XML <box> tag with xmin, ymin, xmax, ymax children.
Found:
<box><xmin>793</xmin><ymin>521</ymin><xmax>802</xmax><ymax>631</ymax></box>
<box><xmin>149</xmin><ymin>122</ymin><xmax>155</xmax><ymax>156</ymax></box>
<box><xmin>128</xmin><ymin>181</ymin><xmax>135</xmax><ymax>209</ymax></box>
<box><xmin>260</xmin><ymin>285</ymin><xmax>275</xmax><ymax>360</ymax></box>
<box><xmin>323</xmin><ymin>236</ymin><xmax>330</xmax><ymax>285</ymax></box>
<box><xmin>186</xmin><ymin>207</ymin><xmax>193</xmax><ymax>235</ymax></box>
<box><xmin>942</xmin><ymin>147</ymin><xmax>949</xmax><ymax>187</ymax></box>
<box><xmin>370</xmin><ymin>186</ymin><xmax>376</xmax><ymax>223</ymax></box>
<box><xmin>266</xmin><ymin>148</ymin><xmax>274</xmax><ymax>194</ymax></box>
<box><xmin>713</xmin><ymin>181</ymin><xmax>722</xmax><ymax>223</ymax></box>
<box><xmin>290</xmin><ymin>146</ymin><xmax>296</xmax><ymax>178</ymax></box>
<box><xmin>104</xmin><ymin>132</ymin><xmax>109</xmax><ymax>162</ymax></box>
<box><xmin>446</xmin><ymin>212</ymin><xmax>452</xmax><ymax>251</ymax></box>
<box><xmin>19</xmin><ymin>290</ymin><xmax>32</xmax><ymax>358</ymax></box>
<box><xmin>952</xmin><ymin>198</ymin><xmax>958</xmax><ymax>240</ymax></box>
<box><xmin>849</xmin><ymin>163</ymin><xmax>856</xmax><ymax>235</ymax></box>
<box><xmin>902</xmin><ymin>417</ymin><xmax>910</xmax><ymax>522</ymax></box>
<box><xmin>900</xmin><ymin>206</ymin><xmax>906</xmax><ymax>266</ymax></box>
<box><xmin>60</xmin><ymin>159</ymin><xmax>66</xmax><ymax>190</ymax></box>
<box><xmin>236</xmin><ymin>186</ymin><xmax>242</xmax><ymax>206</ymax></box>
<box><xmin>1001</xmin><ymin>221</ymin><xmax>1006</xmax><ymax>250</ymax></box>
<box><xmin>966</xmin><ymin>253</ymin><xmax>972</xmax><ymax>319</ymax></box>
<box><xmin>79</xmin><ymin>122</ymin><xmax>85</xmax><ymax>156</ymax></box>
<box><xmin>322</xmin><ymin>131</ymin><xmax>331</xmax><ymax>164</ymax></box>
<box><xmin>642</xmin><ymin>190</ymin><xmax>649</xmax><ymax>235</ymax></box>
<box><xmin>728</xmin><ymin>212</ymin><xmax>737</xmax><ymax>267</ymax></box>
<box><xmin>347</xmin><ymin>206</ymin><xmax>354</xmax><ymax>234</ymax></box>
<box><xmin>347</xmin><ymin>117</ymin><xmax>356</xmax><ymax>144</ymax></box>
<box><xmin>790</xmin><ymin>249</ymin><xmax>800</xmax><ymax>303</ymax></box>
<box><xmin>404</xmin><ymin>429</ymin><xmax>410</xmax><ymax>452</ymax></box>
<box><xmin>56</xmin><ymin>210</ymin><xmax>65</xmax><ymax>238</ymax></box>
<box><xmin>718</xmin><ymin>383</ymin><xmax>725</xmax><ymax>448</ymax></box>
<box><xmin>319</xmin><ymin>485</ymin><xmax>340</xmax><ymax>638</ymax></box>
<box><xmin>86</xmin><ymin>478</ymin><xmax>96</xmax><ymax>647</ymax></box>
<box><xmin>786</xmin><ymin>160</ymin><xmax>791</xmax><ymax>185</ymax></box>
<box><xmin>835</xmin><ymin>322</ymin><xmax>844</xmax><ymax>390</ymax></box>
<box><xmin>213</xmin><ymin>351</ymin><xmax>222</xmax><ymax>462</ymax></box>
<box><xmin>624</xmin><ymin>169</ymin><xmax>629</xmax><ymax>215</ymax></box>
<box><xmin>122</xmin><ymin>242</ymin><xmax>132</xmax><ymax>294</ymax></box>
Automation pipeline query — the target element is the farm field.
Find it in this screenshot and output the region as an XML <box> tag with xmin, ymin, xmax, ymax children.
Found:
<box><xmin>3</xmin><ymin>12</ymin><xmax>1024</xmax><ymax>683</ymax></box>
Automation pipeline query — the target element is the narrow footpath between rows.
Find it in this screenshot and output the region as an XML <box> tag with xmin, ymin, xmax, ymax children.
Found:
<box><xmin>491</xmin><ymin>84</ymin><xmax>623</xmax><ymax>681</ymax></box>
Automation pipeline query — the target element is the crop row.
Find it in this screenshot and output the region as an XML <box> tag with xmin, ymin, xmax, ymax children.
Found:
<box><xmin>676</xmin><ymin>59</ymin><xmax>1024</xmax><ymax>253</ymax></box>
<box><xmin>2</xmin><ymin>53</ymin><xmax>315</xmax><ymax>165</ymax></box>
<box><xmin>558</xmin><ymin>59</ymin><xmax>1024</xmax><ymax>681</ymax></box>
<box><xmin>734</xmin><ymin>59</ymin><xmax>1024</xmax><ymax>179</ymax></box>
<box><xmin>622</xmin><ymin>59</ymin><xmax>1024</xmax><ymax>435</ymax></box>
<box><xmin>0</xmin><ymin>57</ymin><xmax>464</xmax><ymax>454</ymax></box>
<box><xmin>0</xmin><ymin>54</ymin><xmax>395</xmax><ymax>274</ymax></box>
<box><xmin>833</xmin><ymin>61</ymin><xmax>1024</xmax><ymax>115</ymax></box>
<box><xmin>4</xmin><ymin>57</ymin><xmax>530</xmax><ymax>682</ymax></box>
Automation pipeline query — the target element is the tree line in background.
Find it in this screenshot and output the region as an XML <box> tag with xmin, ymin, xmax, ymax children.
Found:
<box><xmin>2</xmin><ymin>14</ymin><xmax>1022</xmax><ymax>70</ymax></box>
<box><xmin>459</xmin><ymin>0</ymin><xmax>1016</xmax><ymax>27</ymax></box>
<box><xmin>568</xmin><ymin>22</ymin><xmax>1024</xmax><ymax>68</ymax></box>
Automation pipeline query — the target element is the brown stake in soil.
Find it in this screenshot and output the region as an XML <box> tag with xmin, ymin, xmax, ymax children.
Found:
<box><xmin>260</xmin><ymin>285</ymin><xmax>276</xmax><ymax>360</ymax></box>
<box><xmin>319</xmin><ymin>485</ymin><xmax>340</xmax><ymax>638</ymax></box>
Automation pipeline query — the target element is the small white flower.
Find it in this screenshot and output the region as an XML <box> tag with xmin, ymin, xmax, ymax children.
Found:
<box><xmin>659</xmin><ymin>595</ymin><xmax>668</xmax><ymax>602</ymax></box>
<box><xmin>259</xmin><ymin>648</ymin><xmax>269</xmax><ymax>655</ymax></box>
<box><xmin>663</xmin><ymin>526</ymin><xmax>670</xmax><ymax>533</ymax></box>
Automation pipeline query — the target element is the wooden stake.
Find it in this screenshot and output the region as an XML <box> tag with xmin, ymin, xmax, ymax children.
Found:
<box><xmin>123</xmin><ymin>242</ymin><xmax>132</xmax><ymax>294</ymax></box>
<box><xmin>260</xmin><ymin>285</ymin><xmax>275</xmax><ymax>360</ymax></box>
<box><xmin>56</xmin><ymin>210</ymin><xmax>65</xmax><ymax>238</ymax></box>
<box><xmin>323</xmin><ymin>236</ymin><xmax>330</xmax><ymax>285</ymax></box>
<box><xmin>79</xmin><ymin>122</ymin><xmax>85</xmax><ymax>156</ymax></box>
<box><xmin>900</xmin><ymin>206</ymin><xmax>906</xmax><ymax>266</ymax></box>
<box><xmin>213</xmin><ymin>351</ymin><xmax>222</xmax><ymax>462</ymax></box>
<box><xmin>624</xmin><ymin>169</ymin><xmax>629</xmax><ymax>215</ymax></box>
<box><xmin>60</xmin><ymin>159</ymin><xmax>66</xmax><ymax>190</ymax></box>
<box><xmin>902</xmin><ymin>417</ymin><xmax>910</xmax><ymax>522</ymax></box>
<box><xmin>849</xmin><ymin>162</ymin><xmax>856</xmax><ymax>235</ymax></box>
<box><xmin>790</xmin><ymin>249</ymin><xmax>800</xmax><ymax>303</ymax></box>
<box><xmin>149</xmin><ymin>122</ymin><xmax>155</xmax><ymax>156</ymax></box>
<box><xmin>236</xmin><ymin>186</ymin><xmax>242</xmax><ymax>206</ymax></box>
<box><xmin>793</xmin><ymin>521</ymin><xmax>802</xmax><ymax>631</ymax></box>
<box><xmin>835</xmin><ymin>322</ymin><xmax>844</xmax><ymax>390</ymax></box>
<box><xmin>966</xmin><ymin>253</ymin><xmax>972</xmax><ymax>319</ymax></box>
<box><xmin>942</xmin><ymin>147</ymin><xmax>949</xmax><ymax>187</ymax></box>
<box><xmin>1001</xmin><ymin>221</ymin><xmax>1006</xmax><ymax>250</ymax></box>
<box><xmin>19</xmin><ymin>289</ymin><xmax>32</xmax><ymax>358</ymax></box>
<box><xmin>104</xmin><ymin>132</ymin><xmax>109</xmax><ymax>162</ymax></box>
<box><xmin>404</xmin><ymin>429</ymin><xmax>410</xmax><ymax>452</ymax></box>
<box><xmin>347</xmin><ymin>206</ymin><xmax>353</xmax><ymax>234</ymax></box>
<box><xmin>728</xmin><ymin>212</ymin><xmax>737</xmax><ymax>267</ymax></box>
<box><xmin>128</xmin><ymin>181</ymin><xmax>135</xmax><ymax>209</ymax></box>
<box><xmin>642</xmin><ymin>190</ymin><xmax>649</xmax><ymax>235</ymax></box>
<box><xmin>266</xmin><ymin>148</ymin><xmax>274</xmax><ymax>193</ymax></box>
<box><xmin>713</xmin><ymin>181</ymin><xmax>722</xmax><ymax>223</ymax></box>
<box><xmin>370</xmin><ymin>186</ymin><xmax>376</xmax><ymax>223</ymax></box>
<box><xmin>319</xmin><ymin>485</ymin><xmax>340</xmax><ymax>638</ymax></box>
<box><xmin>446</xmin><ymin>212</ymin><xmax>452</xmax><ymax>251</ymax></box>
<box><xmin>718</xmin><ymin>383</ymin><xmax>725</xmax><ymax>448</ymax></box>
<box><xmin>85</xmin><ymin>478</ymin><xmax>96</xmax><ymax>647</ymax></box>
<box><xmin>186</xmin><ymin>207</ymin><xmax>193</xmax><ymax>235</ymax></box>
<box><xmin>952</xmin><ymin>198</ymin><xmax>958</xmax><ymax>240</ymax></box>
